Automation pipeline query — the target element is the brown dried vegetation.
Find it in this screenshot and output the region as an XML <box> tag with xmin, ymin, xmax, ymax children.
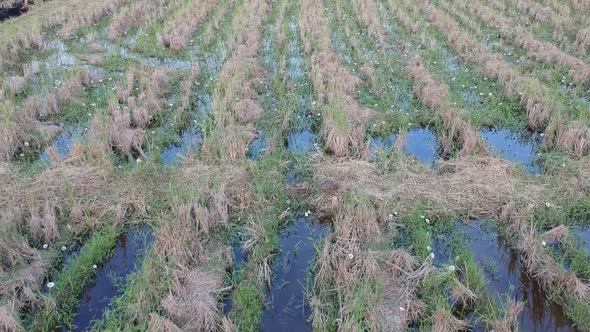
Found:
<box><xmin>108</xmin><ymin>65</ymin><xmax>177</xmax><ymax>156</ymax></box>
<box><xmin>108</xmin><ymin>0</ymin><xmax>170</xmax><ymax>40</ymax></box>
<box><xmin>201</xmin><ymin>0</ymin><xmax>269</xmax><ymax>161</ymax></box>
<box><xmin>491</xmin><ymin>300</ymin><xmax>524</xmax><ymax>332</ymax></box>
<box><xmin>300</xmin><ymin>0</ymin><xmax>373</xmax><ymax>157</ymax></box>
<box><xmin>59</xmin><ymin>0</ymin><xmax>129</xmax><ymax>37</ymax></box>
<box><xmin>404</xmin><ymin>56</ymin><xmax>487</xmax><ymax>155</ymax></box>
<box><xmin>158</xmin><ymin>0</ymin><xmax>219</xmax><ymax>49</ymax></box>
<box><xmin>161</xmin><ymin>268</ymin><xmax>222</xmax><ymax>331</ymax></box>
<box><xmin>311</xmin><ymin>154</ymin><xmax>537</xmax><ymax>220</ymax></box>
<box><xmin>468</xmin><ymin>0</ymin><xmax>590</xmax><ymax>82</ymax></box>
<box><xmin>0</xmin><ymin>68</ymin><xmax>90</xmax><ymax>161</ymax></box>
<box><xmin>400</xmin><ymin>0</ymin><xmax>590</xmax><ymax>155</ymax></box>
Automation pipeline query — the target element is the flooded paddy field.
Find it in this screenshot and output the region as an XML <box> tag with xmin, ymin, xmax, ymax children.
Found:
<box><xmin>2</xmin><ymin>0</ymin><xmax>590</xmax><ymax>331</ymax></box>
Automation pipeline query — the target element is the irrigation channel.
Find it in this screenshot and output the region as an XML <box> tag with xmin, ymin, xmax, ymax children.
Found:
<box><xmin>71</xmin><ymin>226</ymin><xmax>154</xmax><ymax>331</ymax></box>
<box><xmin>223</xmin><ymin>2</ymin><xmax>329</xmax><ymax>330</ymax></box>
<box><xmin>441</xmin><ymin>221</ymin><xmax>575</xmax><ymax>331</ymax></box>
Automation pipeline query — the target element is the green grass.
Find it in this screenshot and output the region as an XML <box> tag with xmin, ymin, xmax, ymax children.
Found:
<box><xmin>30</xmin><ymin>225</ymin><xmax>122</xmax><ymax>331</ymax></box>
<box><xmin>326</xmin><ymin>0</ymin><xmax>425</xmax><ymax>135</ymax></box>
<box><xmin>432</xmin><ymin>0</ymin><xmax>590</xmax><ymax>125</ymax></box>
<box><xmin>231</xmin><ymin>280</ymin><xmax>264</xmax><ymax>332</ymax></box>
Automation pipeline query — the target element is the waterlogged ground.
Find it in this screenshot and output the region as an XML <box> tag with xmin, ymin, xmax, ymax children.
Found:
<box><xmin>481</xmin><ymin>128</ymin><xmax>541</xmax><ymax>174</ymax></box>
<box><xmin>369</xmin><ymin>127</ymin><xmax>440</xmax><ymax>166</ymax></box>
<box><xmin>71</xmin><ymin>226</ymin><xmax>154</xmax><ymax>331</ymax></box>
<box><xmin>2</xmin><ymin>0</ymin><xmax>590</xmax><ymax>331</ymax></box>
<box><xmin>260</xmin><ymin>216</ymin><xmax>328</xmax><ymax>331</ymax></box>
<box><xmin>457</xmin><ymin>221</ymin><xmax>575</xmax><ymax>331</ymax></box>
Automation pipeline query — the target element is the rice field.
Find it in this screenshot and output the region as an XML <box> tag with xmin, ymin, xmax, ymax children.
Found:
<box><xmin>1</xmin><ymin>0</ymin><xmax>590</xmax><ymax>331</ymax></box>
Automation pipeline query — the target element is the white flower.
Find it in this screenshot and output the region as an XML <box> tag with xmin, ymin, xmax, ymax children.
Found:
<box><xmin>429</xmin><ymin>252</ymin><xmax>435</xmax><ymax>259</ymax></box>
<box><xmin>61</xmin><ymin>246</ymin><xmax>67</xmax><ymax>251</ymax></box>
<box><xmin>24</xmin><ymin>142</ymin><xmax>30</xmax><ymax>147</ymax></box>
<box><xmin>92</xmin><ymin>264</ymin><xmax>98</xmax><ymax>269</ymax></box>
<box><xmin>448</xmin><ymin>265</ymin><xmax>456</xmax><ymax>272</ymax></box>
<box><xmin>545</xmin><ymin>202</ymin><xmax>551</xmax><ymax>208</ymax></box>
<box><xmin>348</xmin><ymin>253</ymin><xmax>354</xmax><ymax>260</ymax></box>
<box><xmin>541</xmin><ymin>241</ymin><xmax>547</xmax><ymax>247</ymax></box>
<box><xmin>46</xmin><ymin>282</ymin><xmax>55</xmax><ymax>289</ymax></box>
<box><xmin>136</xmin><ymin>158</ymin><xmax>142</xmax><ymax>163</ymax></box>
<box><xmin>42</xmin><ymin>243</ymin><xmax>49</xmax><ymax>249</ymax></box>
<box><xmin>399</xmin><ymin>307</ymin><xmax>406</xmax><ymax>312</ymax></box>
<box><xmin>427</xmin><ymin>246</ymin><xmax>432</xmax><ymax>251</ymax></box>
<box><xmin>420</xmin><ymin>215</ymin><xmax>425</xmax><ymax>219</ymax></box>
<box><xmin>425</xmin><ymin>219</ymin><xmax>431</xmax><ymax>224</ymax></box>
<box><xmin>388</xmin><ymin>213</ymin><xmax>394</xmax><ymax>219</ymax></box>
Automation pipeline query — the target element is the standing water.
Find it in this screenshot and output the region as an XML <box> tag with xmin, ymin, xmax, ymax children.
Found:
<box><xmin>247</xmin><ymin>130</ymin><xmax>268</xmax><ymax>160</ymax></box>
<box><xmin>71</xmin><ymin>226</ymin><xmax>154</xmax><ymax>331</ymax></box>
<box><xmin>0</xmin><ymin>6</ymin><xmax>26</xmax><ymax>21</ymax></box>
<box><xmin>459</xmin><ymin>221</ymin><xmax>576</xmax><ymax>331</ymax></box>
<box><xmin>368</xmin><ymin>127</ymin><xmax>440</xmax><ymax>167</ymax></box>
<box><xmin>481</xmin><ymin>128</ymin><xmax>540</xmax><ymax>174</ymax></box>
<box><xmin>260</xmin><ymin>216</ymin><xmax>328</xmax><ymax>331</ymax></box>
<box><xmin>160</xmin><ymin>128</ymin><xmax>202</xmax><ymax>165</ymax></box>
<box><xmin>40</xmin><ymin>126</ymin><xmax>83</xmax><ymax>162</ymax></box>
<box><xmin>574</xmin><ymin>226</ymin><xmax>590</xmax><ymax>254</ymax></box>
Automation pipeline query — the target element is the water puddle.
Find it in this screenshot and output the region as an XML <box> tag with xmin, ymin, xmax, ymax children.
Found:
<box><xmin>458</xmin><ymin>221</ymin><xmax>576</xmax><ymax>331</ymax></box>
<box><xmin>260</xmin><ymin>216</ymin><xmax>328</xmax><ymax>332</ymax></box>
<box><xmin>368</xmin><ymin>134</ymin><xmax>398</xmax><ymax>160</ymax></box>
<box><xmin>287</xmin><ymin>130</ymin><xmax>316</xmax><ymax>154</ymax></box>
<box><xmin>71</xmin><ymin>225</ymin><xmax>154</xmax><ymax>331</ymax></box>
<box><xmin>40</xmin><ymin>126</ymin><xmax>83</xmax><ymax>162</ymax></box>
<box><xmin>46</xmin><ymin>40</ymin><xmax>76</xmax><ymax>70</ymax></box>
<box><xmin>404</xmin><ymin>128</ymin><xmax>439</xmax><ymax>166</ymax></box>
<box><xmin>369</xmin><ymin>128</ymin><xmax>439</xmax><ymax>167</ymax></box>
<box><xmin>197</xmin><ymin>93</ymin><xmax>213</xmax><ymax>114</ymax></box>
<box><xmin>247</xmin><ymin>130</ymin><xmax>268</xmax><ymax>160</ymax></box>
<box><xmin>574</xmin><ymin>226</ymin><xmax>590</xmax><ymax>254</ymax></box>
<box><xmin>160</xmin><ymin>128</ymin><xmax>202</xmax><ymax>165</ymax></box>
<box><xmin>61</xmin><ymin>239</ymin><xmax>83</xmax><ymax>267</ymax></box>
<box><xmin>223</xmin><ymin>233</ymin><xmax>248</xmax><ymax>314</ymax></box>
<box><xmin>285</xmin><ymin>169</ymin><xmax>303</xmax><ymax>185</ymax></box>
<box><xmin>287</xmin><ymin>42</ymin><xmax>304</xmax><ymax>79</ymax></box>
<box><xmin>481</xmin><ymin>128</ymin><xmax>540</xmax><ymax>174</ymax></box>
<box><xmin>0</xmin><ymin>6</ymin><xmax>26</xmax><ymax>21</ymax></box>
